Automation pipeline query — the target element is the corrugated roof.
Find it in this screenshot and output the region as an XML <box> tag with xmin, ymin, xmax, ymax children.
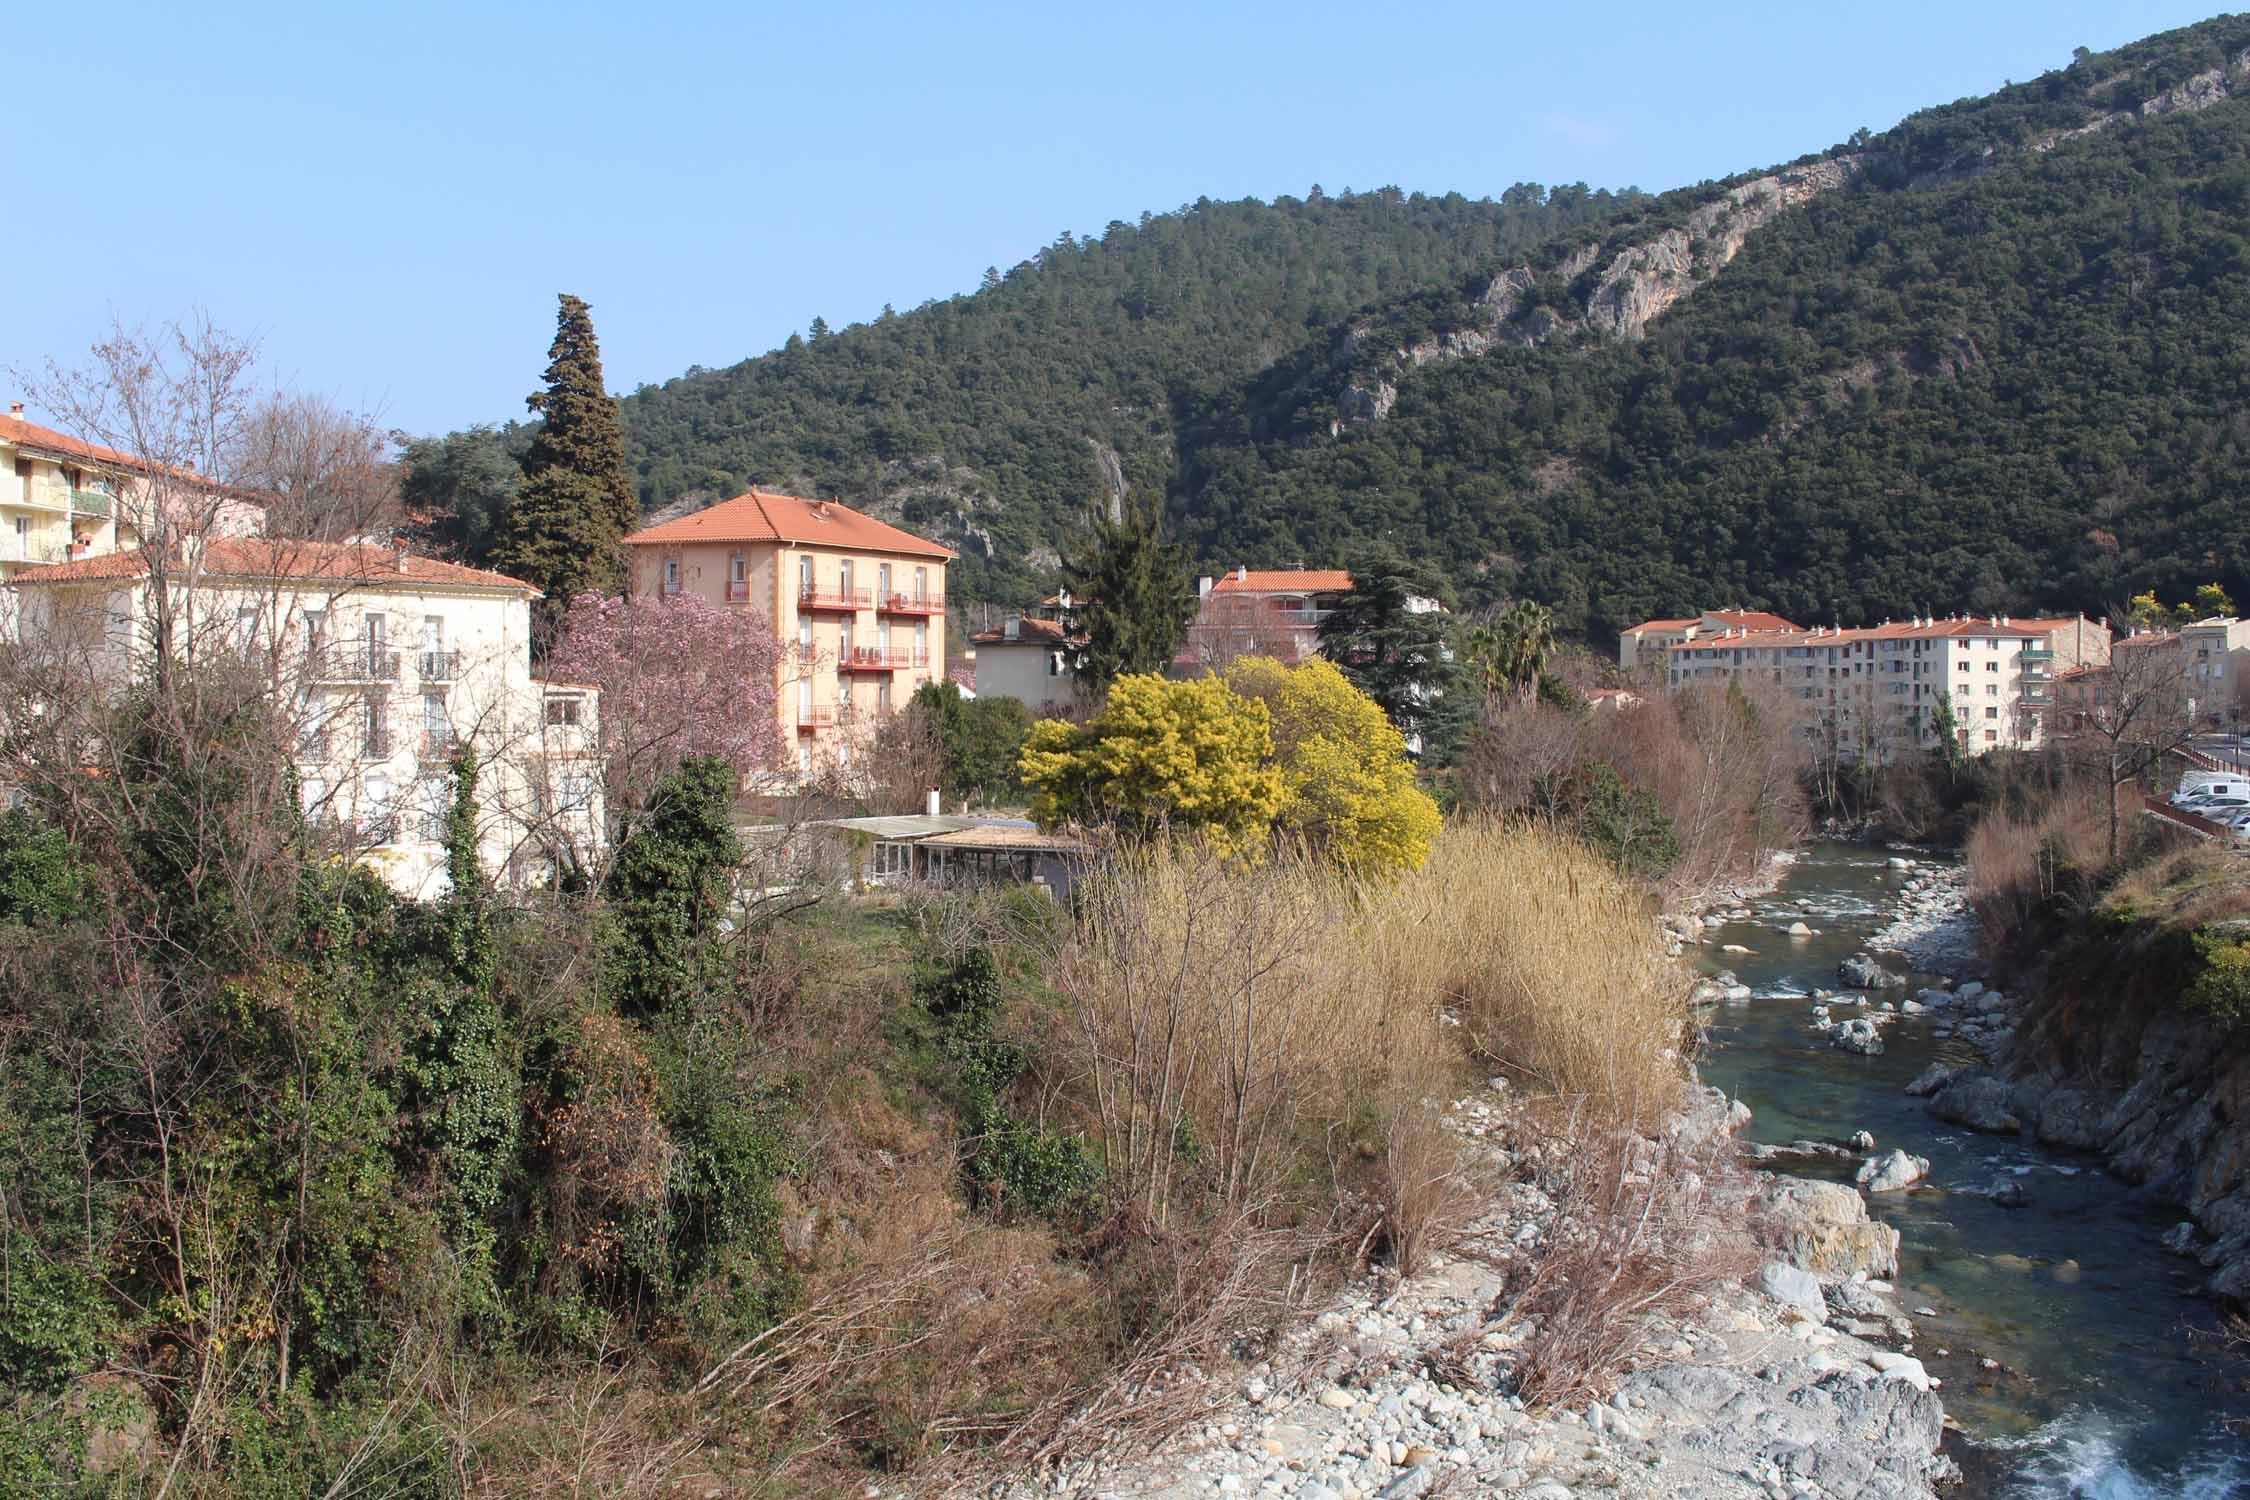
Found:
<box><xmin>623</xmin><ymin>488</ymin><xmax>954</xmax><ymax>560</ymax></box>
<box><xmin>919</xmin><ymin>825</ymin><xmax>1095</xmax><ymax>853</ymax></box>
<box><xmin>7</xmin><ymin>538</ymin><xmax>538</xmax><ymax>594</ymax></box>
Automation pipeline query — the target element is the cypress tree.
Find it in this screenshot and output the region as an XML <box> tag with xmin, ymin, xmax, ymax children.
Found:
<box><xmin>494</xmin><ymin>294</ymin><xmax>639</xmax><ymax>620</ymax></box>
<box><xmin>1060</xmin><ymin>489</ymin><xmax>1195</xmax><ymax>696</ymax></box>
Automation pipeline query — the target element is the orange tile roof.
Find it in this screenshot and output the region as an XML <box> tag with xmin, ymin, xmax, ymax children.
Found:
<box><xmin>1207</xmin><ymin>568</ymin><xmax>1353</xmax><ymax>595</ymax></box>
<box><xmin>970</xmin><ymin>616</ymin><xmax>1071</xmax><ymax>645</ymax></box>
<box><xmin>8</xmin><ymin>538</ymin><xmax>538</xmax><ymax>594</ymax></box>
<box><xmin>1704</xmin><ymin>609</ymin><xmax>1801</xmax><ymax>632</ymax></box>
<box><xmin>1623</xmin><ymin>617</ymin><xmax>1700</xmax><ymax>634</ymax></box>
<box><xmin>1669</xmin><ymin>618</ymin><xmax>2048</xmax><ymax>654</ymax></box>
<box><xmin>623</xmin><ymin>488</ymin><xmax>954</xmax><ymax>560</ymax></box>
<box><xmin>0</xmin><ymin>411</ymin><xmax>170</xmax><ymax>475</ymax></box>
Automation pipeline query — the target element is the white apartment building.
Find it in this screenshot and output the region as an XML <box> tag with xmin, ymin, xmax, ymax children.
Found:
<box><xmin>969</xmin><ymin>613</ymin><xmax>1076</xmax><ymax>713</ymax></box>
<box><xmin>8</xmin><ymin>538</ymin><xmax>603</xmax><ymax>897</ymax></box>
<box><xmin>1618</xmin><ymin>607</ymin><xmax>1802</xmax><ymax>672</ymax></box>
<box><xmin>1662</xmin><ymin>613</ymin><xmax>2111</xmax><ymax>761</ymax></box>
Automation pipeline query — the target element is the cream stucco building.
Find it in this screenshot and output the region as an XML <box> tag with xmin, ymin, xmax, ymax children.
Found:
<box><xmin>8</xmin><ymin>538</ymin><xmax>602</xmax><ymax>897</ymax></box>
<box><xmin>621</xmin><ymin>490</ymin><xmax>952</xmax><ymax>777</ymax></box>
<box><xmin>1660</xmin><ymin>613</ymin><xmax>2111</xmax><ymax>760</ymax></box>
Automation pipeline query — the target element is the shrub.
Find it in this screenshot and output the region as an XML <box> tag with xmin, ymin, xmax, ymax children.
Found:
<box><xmin>603</xmin><ymin>756</ymin><xmax>743</xmax><ymax>1015</ymax></box>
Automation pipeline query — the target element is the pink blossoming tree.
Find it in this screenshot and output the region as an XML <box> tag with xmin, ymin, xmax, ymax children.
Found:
<box><xmin>545</xmin><ymin>592</ymin><xmax>791</xmax><ymax>828</ymax></box>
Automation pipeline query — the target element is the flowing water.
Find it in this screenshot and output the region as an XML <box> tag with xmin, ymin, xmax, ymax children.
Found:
<box><xmin>1691</xmin><ymin>842</ymin><xmax>2249</xmax><ymax>1496</ymax></box>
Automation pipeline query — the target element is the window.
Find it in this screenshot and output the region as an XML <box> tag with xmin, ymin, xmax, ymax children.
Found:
<box><xmin>730</xmin><ymin>553</ymin><xmax>748</xmax><ymax>599</ymax></box>
<box><xmin>1985</xmin><ymin>730</ymin><xmax>1998</xmax><ymax>743</ymax></box>
<box><xmin>421</xmin><ymin>780</ymin><xmax>450</xmax><ymax>843</ymax></box>
<box><xmin>798</xmin><ymin>617</ymin><xmax>812</xmax><ymax>661</ymax></box>
<box><xmin>1987</xmin><ymin>684</ymin><xmax>1997</xmax><ymax>695</ymax></box>
<box><xmin>423</xmin><ymin>692</ymin><xmax>450</xmax><ymax>753</ymax></box>
<box><xmin>878</xmin><ymin>562</ymin><xmax>891</xmax><ymax>600</ymax></box>
<box><xmin>1049</xmin><ymin>650</ymin><xmax>1064</xmax><ymax>677</ymax></box>
<box><xmin>877</xmin><ymin>678</ymin><xmax>891</xmax><ymax>713</ymax></box>
<box><xmin>914</xmin><ymin>619</ymin><xmax>927</xmax><ymax>660</ymax></box>
<box><xmin>839</xmin><ymin>559</ymin><xmax>853</xmax><ymax>596</ymax></box>
<box><xmin>301</xmin><ymin>777</ymin><xmax>330</xmax><ymax>821</ymax></box>
<box><xmin>544</xmin><ymin>696</ymin><xmax>582</xmax><ymax>727</ymax></box>
<box><xmin>363</xmin><ymin>698</ymin><xmax>389</xmax><ymax>756</ymax></box>
<box><xmin>236</xmin><ymin>605</ymin><xmax>259</xmax><ymax>650</ymax></box>
<box><xmin>839</xmin><ymin>617</ymin><xmax>854</xmax><ymax>662</ymax></box>
<box><xmin>796</xmin><ymin>678</ymin><xmax>810</xmax><ymax>722</ymax></box>
<box><xmin>562</xmin><ymin>768</ymin><xmax>594</xmax><ymax>811</ymax></box>
<box><xmin>362</xmin><ymin>772</ymin><xmax>394</xmax><ymax>840</ymax></box>
<box><xmin>914</xmin><ymin>566</ymin><xmax>927</xmax><ymax>602</ymax></box>
<box><xmin>1985</xmin><ymin>706</ymin><xmax>1998</xmax><ymax>719</ymax></box>
<box><xmin>663</xmin><ymin>558</ymin><xmax>680</xmax><ymax>595</ymax></box>
<box><xmin>301</xmin><ymin>690</ymin><xmax>330</xmax><ymax>755</ymax></box>
<box><xmin>304</xmin><ymin>609</ymin><xmax>327</xmax><ymax>666</ymax></box>
<box><xmin>799</xmin><ymin>555</ymin><xmax>813</xmax><ymax>594</ymax></box>
<box><xmin>1986</xmin><ymin>660</ymin><xmax>1998</xmax><ymax>672</ymax></box>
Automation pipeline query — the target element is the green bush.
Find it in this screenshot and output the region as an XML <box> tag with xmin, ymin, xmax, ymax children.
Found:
<box><xmin>922</xmin><ymin>951</ymin><xmax>1095</xmax><ymax>1220</ymax></box>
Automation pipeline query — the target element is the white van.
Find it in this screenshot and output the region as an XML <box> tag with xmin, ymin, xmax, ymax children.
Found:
<box><xmin>2173</xmin><ymin>775</ymin><xmax>2245</xmax><ymax>805</ymax></box>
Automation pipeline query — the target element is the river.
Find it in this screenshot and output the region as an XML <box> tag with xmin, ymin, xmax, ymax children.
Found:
<box><xmin>1691</xmin><ymin>842</ymin><xmax>2248</xmax><ymax>1497</ymax></box>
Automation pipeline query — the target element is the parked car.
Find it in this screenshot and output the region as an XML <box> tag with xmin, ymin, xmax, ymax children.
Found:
<box><xmin>2179</xmin><ymin>796</ymin><xmax>2250</xmax><ymax>815</ymax></box>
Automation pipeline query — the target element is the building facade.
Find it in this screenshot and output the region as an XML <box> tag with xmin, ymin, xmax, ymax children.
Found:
<box><xmin>621</xmin><ymin>490</ymin><xmax>951</xmax><ymax>778</ymax></box>
<box><xmin>1618</xmin><ymin>608</ymin><xmax>1802</xmax><ymax>672</ymax></box>
<box><xmin>969</xmin><ymin>613</ymin><xmax>1076</xmax><ymax>713</ymax></box>
<box><xmin>1659</xmin><ymin>613</ymin><xmax>2111</xmax><ymax>761</ymax></box>
<box><xmin>8</xmin><ymin>539</ymin><xmax>602</xmax><ymax>897</ymax></box>
<box><xmin>2</xmin><ymin>404</ymin><xmax>265</xmax><ymax>586</ymax></box>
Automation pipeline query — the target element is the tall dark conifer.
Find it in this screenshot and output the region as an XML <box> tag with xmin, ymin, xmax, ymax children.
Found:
<box><xmin>495</xmin><ymin>295</ymin><xmax>639</xmax><ymax>620</ymax></box>
<box><xmin>1061</xmin><ymin>490</ymin><xmax>1195</xmax><ymax>696</ymax></box>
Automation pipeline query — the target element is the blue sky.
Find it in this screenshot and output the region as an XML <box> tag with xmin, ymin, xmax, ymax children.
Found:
<box><xmin>8</xmin><ymin>1</ymin><xmax>2223</xmax><ymax>438</ymax></box>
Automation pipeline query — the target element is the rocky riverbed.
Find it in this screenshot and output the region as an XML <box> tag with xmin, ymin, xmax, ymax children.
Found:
<box><xmin>1001</xmin><ymin>1097</ymin><xmax>1956</xmax><ymax>1500</ymax></box>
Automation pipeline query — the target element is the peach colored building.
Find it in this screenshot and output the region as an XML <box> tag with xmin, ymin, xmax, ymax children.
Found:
<box><xmin>2</xmin><ymin>403</ymin><xmax>265</xmax><ymax>587</ymax></box>
<box><xmin>621</xmin><ymin>490</ymin><xmax>953</xmax><ymax>778</ymax></box>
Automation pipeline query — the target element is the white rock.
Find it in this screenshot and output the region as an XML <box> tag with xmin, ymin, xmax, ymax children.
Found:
<box><xmin>1855</xmin><ymin>1150</ymin><xmax>1930</xmax><ymax>1193</ymax></box>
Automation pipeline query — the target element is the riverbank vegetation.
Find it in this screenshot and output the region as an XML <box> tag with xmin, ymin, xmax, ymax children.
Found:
<box><xmin>0</xmin><ymin>669</ymin><xmax>1690</xmax><ymax>1498</ymax></box>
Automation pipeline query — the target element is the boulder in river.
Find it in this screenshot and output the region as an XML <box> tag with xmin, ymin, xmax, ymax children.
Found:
<box><xmin>1856</xmin><ymin>1149</ymin><xmax>1930</xmax><ymax>1193</ymax></box>
<box><xmin>1904</xmin><ymin>1062</ymin><xmax>1958</xmax><ymax>1098</ymax></box>
<box><xmin>1839</xmin><ymin>954</ymin><xmax>1908</xmax><ymax>990</ymax></box>
<box><xmin>1829</xmin><ymin>1018</ymin><xmax>1885</xmax><ymax>1055</ymax></box>
<box><xmin>1928</xmin><ymin>1070</ymin><xmax>2024</xmax><ymax>1134</ymax></box>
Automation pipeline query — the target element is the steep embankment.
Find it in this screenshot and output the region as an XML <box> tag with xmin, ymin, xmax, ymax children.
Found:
<box><xmin>1924</xmin><ymin>871</ymin><xmax>2250</xmax><ymax>1303</ymax></box>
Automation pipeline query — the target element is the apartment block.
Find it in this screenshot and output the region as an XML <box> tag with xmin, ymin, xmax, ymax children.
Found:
<box><xmin>1659</xmin><ymin>612</ymin><xmax>2111</xmax><ymax>761</ymax></box>
<box><xmin>621</xmin><ymin>489</ymin><xmax>952</xmax><ymax>778</ymax></box>
<box><xmin>1617</xmin><ymin>608</ymin><xmax>1802</xmax><ymax>673</ymax></box>
<box><xmin>2</xmin><ymin>403</ymin><xmax>264</xmax><ymax>586</ymax></box>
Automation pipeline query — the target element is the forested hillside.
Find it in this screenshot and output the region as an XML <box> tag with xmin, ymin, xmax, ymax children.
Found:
<box><xmin>1181</xmin><ymin>16</ymin><xmax>2250</xmax><ymax>635</ymax></box>
<box><xmin>405</xmin><ymin>15</ymin><xmax>2250</xmax><ymax>636</ymax></box>
<box><xmin>403</xmin><ymin>188</ymin><xmax>1642</xmax><ymax>603</ymax></box>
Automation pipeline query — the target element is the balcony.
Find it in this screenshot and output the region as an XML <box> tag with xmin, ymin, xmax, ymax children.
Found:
<box><xmin>878</xmin><ymin>591</ymin><xmax>944</xmax><ymax>616</ymax></box>
<box><xmin>795</xmin><ymin>706</ymin><xmax>838</xmax><ymax>731</ymax></box>
<box><xmin>2020</xmin><ymin>686</ymin><xmax>2052</xmax><ymax>704</ymax></box>
<box><xmin>362</xmin><ymin>730</ymin><xmax>395</xmax><ymax>759</ymax></box>
<box><xmin>68</xmin><ymin>489</ymin><xmax>113</xmax><ymax>518</ymax></box>
<box><xmin>725</xmin><ymin>579</ymin><xmax>751</xmax><ymax>602</ymax></box>
<box><xmin>419</xmin><ymin>649</ymin><xmax>461</xmax><ymax>682</ymax></box>
<box><xmin>308</xmin><ymin>644</ymin><xmax>400</xmax><ymax>683</ymax></box>
<box><xmin>839</xmin><ymin>647</ymin><xmax>930</xmax><ymax>672</ymax></box>
<box><xmin>2018</xmin><ymin>647</ymin><xmax>2055</xmax><ymax>661</ymax></box>
<box><xmin>420</xmin><ymin>731</ymin><xmax>455</xmax><ymax>760</ymax></box>
<box><xmin>799</xmin><ymin>586</ymin><xmax>871</xmax><ymax>613</ymax></box>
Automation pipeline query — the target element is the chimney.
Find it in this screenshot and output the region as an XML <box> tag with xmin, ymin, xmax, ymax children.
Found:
<box><xmin>395</xmin><ymin>548</ymin><xmax>411</xmax><ymax>572</ymax></box>
<box><xmin>6</xmin><ymin>401</ymin><xmax>20</xmax><ymax>419</ymax></box>
<box><xmin>1198</xmin><ymin>575</ymin><xmax>1214</xmax><ymax>599</ymax></box>
<box><xmin>1058</xmin><ymin>587</ymin><xmax>1072</xmax><ymax>610</ymax></box>
<box><xmin>926</xmin><ymin>786</ymin><xmax>942</xmax><ymax>817</ymax></box>
<box><xmin>1236</xmin><ymin>564</ymin><xmax>1247</xmax><ymax>582</ymax></box>
<box><xmin>1003</xmin><ymin>616</ymin><xmax>1019</xmax><ymax>640</ymax></box>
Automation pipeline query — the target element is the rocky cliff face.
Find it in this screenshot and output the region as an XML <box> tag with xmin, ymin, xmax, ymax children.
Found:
<box><xmin>1332</xmin><ymin>48</ymin><xmax>2250</xmax><ymax>433</ymax></box>
<box><xmin>1333</xmin><ymin>159</ymin><xmax>1863</xmax><ymax>429</ymax></box>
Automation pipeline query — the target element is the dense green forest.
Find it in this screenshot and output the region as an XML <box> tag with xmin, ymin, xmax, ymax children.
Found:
<box><xmin>404</xmin><ymin>15</ymin><xmax>2250</xmax><ymax>638</ymax></box>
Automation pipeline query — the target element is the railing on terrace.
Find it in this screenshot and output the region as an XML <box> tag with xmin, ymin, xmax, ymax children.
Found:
<box><xmin>799</xmin><ymin>586</ymin><xmax>871</xmax><ymax>612</ymax></box>
<box><xmin>840</xmin><ymin>647</ymin><xmax>931</xmax><ymax>671</ymax></box>
<box><xmin>68</xmin><ymin>489</ymin><xmax>112</xmax><ymax>518</ymax></box>
<box><xmin>308</xmin><ymin>643</ymin><xmax>400</xmax><ymax>682</ymax></box>
<box><xmin>419</xmin><ymin>649</ymin><xmax>460</xmax><ymax>682</ymax></box>
<box><xmin>2018</xmin><ymin>646</ymin><xmax>2056</xmax><ymax>660</ymax></box>
<box><xmin>725</xmin><ymin>579</ymin><xmax>751</xmax><ymax>602</ymax></box>
<box><xmin>795</xmin><ymin>706</ymin><xmax>837</xmax><ymax>730</ymax></box>
<box><xmin>362</xmin><ymin>730</ymin><xmax>395</xmax><ymax>759</ymax></box>
<box><xmin>878</xmin><ymin>591</ymin><xmax>944</xmax><ymax>615</ymax></box>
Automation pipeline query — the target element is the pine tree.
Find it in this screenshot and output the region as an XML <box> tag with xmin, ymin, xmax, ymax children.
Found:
<box><xmin>1060</xmin><ymin>490</ymin><xmax>1195</xmax><ymax>696</ymax></box>
<box><xmin>1318</xmin><ymin>549</ymin><xmax>1464</xmax><ymax>757</ymax></box>
<box><xmin>494</xmin><ymin>294</ymin><xmax>639</xmax><ymax>620</ymax></box>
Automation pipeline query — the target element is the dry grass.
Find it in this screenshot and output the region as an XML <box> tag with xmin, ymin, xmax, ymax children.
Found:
<box><xmin>1964</xmin><ymin>777</ymin><xmax>2112</xmax><ymax>943</ymax></box>
<box><xmin>1398</xmin><ymin>819</ymin><xmax>1691</xmax><ymax>1131</ymax></box>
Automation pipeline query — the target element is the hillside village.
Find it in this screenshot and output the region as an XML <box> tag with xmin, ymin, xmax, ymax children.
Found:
<box><xmin>13</xmin><ymin>11</ymin><xmax>2250</xmax><ymax>1499</ymax></box>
